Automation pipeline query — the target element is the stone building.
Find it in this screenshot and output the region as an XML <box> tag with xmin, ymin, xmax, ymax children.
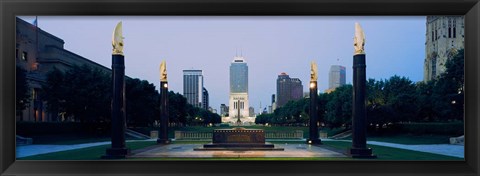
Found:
<box><xmin>16</xmin><ymin>17</ymin><xmax>112</xmax><ymax>122</ymax></box>
<box><xmin>424</xmin><ymin>16</ymin><xmax>464</xmax><ymax>82</ymax></box>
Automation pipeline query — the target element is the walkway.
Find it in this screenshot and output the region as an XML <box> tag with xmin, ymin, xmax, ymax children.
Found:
<box><xmin>16</xmin><ymin>139</ymin><xmax>464</xmax><ymax>158</ymax></box>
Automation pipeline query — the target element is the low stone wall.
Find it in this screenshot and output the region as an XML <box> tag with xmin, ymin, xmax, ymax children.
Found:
<box><xmin>174</xmin><ymin>130</ymin><xmax>304</xmax><ymax>140</ymax></box>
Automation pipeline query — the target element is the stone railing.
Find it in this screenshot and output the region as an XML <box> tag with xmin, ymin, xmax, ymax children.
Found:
<box><xmin>174</xmin><ymin>130</ymin><xmax>304</xmax><ymax>140</ymax></box>
<box><xmin>174</xmin><ymin>131</ymin><xmax>212</xmax><ymax>140</ymax></box>
<box><xmin>265</xmin><ymin>130</ymin><xmax>304</xmax><ymax>139</ymax></box>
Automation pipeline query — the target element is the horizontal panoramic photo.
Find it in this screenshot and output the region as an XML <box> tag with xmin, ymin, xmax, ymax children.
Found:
<box><xmin>15</xmin><ymin>16</ymin><xmax>464</xmax><ymax>160</ymax></box>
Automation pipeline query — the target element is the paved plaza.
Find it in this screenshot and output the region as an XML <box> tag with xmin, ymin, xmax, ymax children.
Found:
<box><xmin>129</xmin><ymin>143</ymin><xmax>348</xmax><ymax>158</ymax></box>
<box><xmin>16</xmin><ymin>139</ymin><xmax>465</xmax><ymax>159</ymax></box>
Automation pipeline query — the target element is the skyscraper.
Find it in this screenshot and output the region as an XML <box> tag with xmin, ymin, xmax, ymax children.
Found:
<box><xmin>183</xmin><ymin>70</ymin><xmax>203</xmax><ymax>108</ymax></box>
<box><xmin>220</xmin><ymin>104</ymin><xmax>228</xmax><ymax>117</ymax></box>
<box><xmin>228</xmin><ymin>56</ymin><xmax>250</xmax><ymax>120</ymax></box>
<box><xmin>328</xmin><ymin>65</ymin><xmax>346</xmax><ymax>91</ymax></box>
<box><xmin>202</xmin><ymin>87</ymin><xmax>209</xmax><ymax>110</ymax></box>
<box><xmin>424</xmin><ymin>16</ymin><xmax>464</xmax><ymax>82</ymax></box>
<box><xmin>276</xmin><ymin>72</ymin><xmax>303</xmax><ymax>108</ymax></box>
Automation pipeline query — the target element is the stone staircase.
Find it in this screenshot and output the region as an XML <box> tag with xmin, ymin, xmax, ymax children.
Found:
<box><xmin>329</xmin><ymin>130</ymin><xmax>352</xmax><ymax>139</ymax></box>
<box><xmin>125</xmin><ymin>129</ymin><xmax>150</xmax><ymax>139</ymax></box>
<box><xmin>16</xmin><ymin>135</ymin><xmax>33</xmax><ymax>145</ymax></box>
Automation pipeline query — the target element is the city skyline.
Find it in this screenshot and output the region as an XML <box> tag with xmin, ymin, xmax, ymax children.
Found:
<box><xmin>18</xmin><ymin>16</ymin><xmax>426</xmax><ymax>112</ymax></box>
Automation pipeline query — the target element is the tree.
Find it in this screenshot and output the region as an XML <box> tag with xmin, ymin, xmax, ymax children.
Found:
<box><xmin>43</xmin><ymin>64</ymin><xmax>111</xmax><ymax>123</ymax></box>
<box><xmin>16</xmin><ymin>66</ymin><xmax>30</xmax><ymax>118</ymax></box>
<box><xmin>168</xmin><ymin>91</ymin><xmax>188</xmax><ymax>125</ymax></box>
<box><xmin>42</xmin><ymin>67</ymin><xmax>67</xmax><ymax>121</ymax></box>
<box><xmin>431</xmin><ymin>49</ymin><xmax>464</xmax><ymax>121</ymax></box>
<box><xmin>324</xmin><ymin>85</ymin><xmax>353</xmax><ymax>128</ymax></box>
<box><xmin>382</xmin><ymin>75</ymin><xmax>417</xmax><ymax>122</ymax></box>
<box><xmin>125</xmin><ymin>78</ymin><xmax>159</xmax><ymax>127</ymax></box>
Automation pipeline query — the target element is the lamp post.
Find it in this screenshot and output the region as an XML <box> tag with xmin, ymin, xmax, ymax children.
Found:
<box><xmin>349</xmin><ymin>22</ymin><xmax>376</xmax><ymax>158</ymax></box>
<box><xmin>103</xmin><ymin>21</ymin><xmax>130</xmax><ymax>159</ymax></box>
<box><xmin>307</xmin><ymin>61</ymin><xmax>321</xmax><ymax>145</ymax></box>
<box><xmin>157</xmin><ymin>60</ymin><xmax>170</xmax><ymax>144</ymax></box>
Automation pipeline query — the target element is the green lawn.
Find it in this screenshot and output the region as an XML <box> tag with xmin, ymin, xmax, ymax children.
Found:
<box><xmin>18</xmin><ymin>140</ymin><xmax>462</xmax><ymax>161</ymax></box>
<box><xmin>366</xmin><ymin>134</ymin><xmax>451</xmax><ymax>144</ymax></box>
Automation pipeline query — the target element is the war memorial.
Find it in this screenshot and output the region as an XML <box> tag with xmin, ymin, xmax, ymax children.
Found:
<box><xmin>97</xmin><ymin>21</ymin><xmax>375</xmax><ymax>159</ymax></box>
<box><xmin>14</xmin><ymin>16</ymin><xmax>465</xmax><ymax>161</ymax></box>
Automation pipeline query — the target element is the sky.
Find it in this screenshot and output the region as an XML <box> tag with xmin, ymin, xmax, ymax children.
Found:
<box><xmin>19</xmin><ymin>16</ymin><xmax>426</xmax><ymax>113</ymax></box>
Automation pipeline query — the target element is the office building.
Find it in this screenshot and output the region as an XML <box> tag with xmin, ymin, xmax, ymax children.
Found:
<box><xmin>276</xmin><ymin>72</ymin><xmax>303</xmax><ymax>107</ymax></box>
<box><xmin>326</xmin><ymin>65</ymin><xmax>346</xmax><ymax>93</ymax></box>
<box><xmin>183</xmin><ymin>70</ymin><xmax>204</xmax><ymax>108</ymax></box>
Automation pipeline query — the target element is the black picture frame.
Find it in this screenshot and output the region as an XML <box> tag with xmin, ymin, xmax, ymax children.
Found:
<box><xmin>1</xmin><ymin>0</ymin><xmax>479</xmax><ymax>175</ymax></box>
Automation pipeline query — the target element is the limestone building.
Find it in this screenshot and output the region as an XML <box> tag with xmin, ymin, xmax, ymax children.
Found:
<box><xmin>16</xmin><ymin>17</ymin><xmax>112</xmax><ymax>122</ymax></box>
<box><xmin>424</xmin><ymin>16</ymin><xmax>464</xmax><ymax>82</ymax></box>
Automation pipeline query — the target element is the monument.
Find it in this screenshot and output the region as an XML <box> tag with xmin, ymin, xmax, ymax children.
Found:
<box><xmin>307</xmin><ymin>61</ymin><xmax>322</xmax><ymax>144</ymax></box>
<box><xmin>349</xmin><ymin>22</ymin><xmax>376</xmax><ymax>158</ymax></box>
<box><xmin>195</xmin><ymin>127</ymin><xmax>283</xmax><ymax>151</ymax></box>
<box><xmin>157</xmin><ymin>60</ymin><xmax>171</xmax><ymax>144</ymax></box>
<box><xmin>103</xmin><ymin>21</ymin><xmax>130</xmax><ymax>159</ymax></box>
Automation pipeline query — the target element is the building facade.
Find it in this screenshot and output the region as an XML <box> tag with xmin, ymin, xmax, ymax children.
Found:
<box><xmin>326</xmin><ymin>65</ymin><xmax>346</xmax><ymax>93</ymax></box>
<box><xmin>183</xmin><ymin>70</ymin><xmax>204</xmax><ymax>108</ymax></box>
<box><xmin>220</xmin><ymin>104</ymin><xmax>228</xmax><ymax>117</ymax></box>
<box><xmin>276</xmin><ymin>72</ymin><xmax>303</xmax><ymax>108</ymax></box>
<box><xmin>228</xmin><ymin>56</ymin><xmax>251</xmax><ymax>121</ymax></box>
<box><xmin>16</xmin><ymin>17</ymin><xmax>112</xmax><ymax>122</ymax></box>
<box><xmin>424</xmin><ymin>16</ymin><xmax>464</xmax><ymax>82</ymax></box>
<box><xmin>202</xmin><ymin>87</ymin><xmax>209</xmax><ymax>110</ymax></box>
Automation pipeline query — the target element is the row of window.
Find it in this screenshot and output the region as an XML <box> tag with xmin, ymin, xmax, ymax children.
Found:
<box><xmin>233</xmin><ymin>101</ymin><xmax>245</xmax><ymax>110</ymax></box>
<box><xmin>431</xmin><ymin>27</ymin><xmax>457</xmax><ymax>42</ymax></box>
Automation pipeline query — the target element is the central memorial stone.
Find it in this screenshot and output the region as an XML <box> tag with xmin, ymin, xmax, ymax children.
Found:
<box><xmin>195</xmin><ymin>127</ymin><xmax>283</xmax><ymax>151</ymax></box>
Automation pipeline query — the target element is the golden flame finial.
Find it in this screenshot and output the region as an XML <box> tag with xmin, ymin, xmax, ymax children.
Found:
<box><xmin>310</xmin><ymin>61</ymin><xmax>318</xmax><ymax>82</ymax></box>
<box><xmin>354</xmin><ymin>22</ymin><xmax>366</xmax><ymax>55</ymax></box>
<box><xmin>112</xmin><ymin>21</ymin><xmax>124</xmax><ymax>55</ymax></box>
<box><xmin>160</xmin><ymin>60</ymin><xmax>167</xmax><ymax>82</ymax></box>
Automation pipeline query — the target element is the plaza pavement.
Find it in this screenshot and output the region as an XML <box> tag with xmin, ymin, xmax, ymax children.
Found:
<box><xmin>16</xmin><ymin>139</ymin><xmax>464</xmax><ymax>158</ymax></box>
<box><xmin>129</xmin><ymin>143</ymin><xmax>347</xmax><ymax>158</ymax></box>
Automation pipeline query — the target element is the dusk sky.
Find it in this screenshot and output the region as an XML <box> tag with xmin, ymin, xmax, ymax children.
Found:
<box><xmin>19</xmin><ymin>16</ymin><xmax>426</xmax><ymax>113</ymax></box>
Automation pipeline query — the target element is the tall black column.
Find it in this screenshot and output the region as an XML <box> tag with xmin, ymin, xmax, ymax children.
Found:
<box><xmin>349</xmin><ymin>54</ymin><xmax>376</xmax><ymax>158</ymax></box>
<box><xmin>103</xmin><ymin>54</ymin><xmax>130</xmax><ymax>159</ymax></box>
<box><xmin>307</xmin><ymin>81</ymin><xmax>322</xmax><ymax>144</ymax></box>
<box><xmin>157</xmin><ymin>81</ymin><xmax>170</xmax><ymax>144</ymax></box>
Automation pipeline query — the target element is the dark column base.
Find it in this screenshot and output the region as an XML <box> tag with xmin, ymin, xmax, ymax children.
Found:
<box><xmin>349</xmin><ymin>147</ymin><xmax>377</xmax><ymax>158</ymax></box>
<box><xmin>157</xmin><ymin>138</ymin><xmax>171</xmax><ymax>144</ymax></box>
<box><xmin>306</xmin><ymin>138</ymin><xmax>322</xmax><ymax>145</ymax></box>
<box><xmin>102</xmin><ymin>148</ymin><xmax>130</xmax><ymax>159</ymax></box>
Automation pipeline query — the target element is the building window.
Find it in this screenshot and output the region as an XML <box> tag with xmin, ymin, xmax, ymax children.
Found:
<box><xmin>431</xmin><ymin>57</ymin><xmax>437</xmax><ymax>79</ymax></box>
<box><xmin>453</xmin><ymin>19</ymin><xmax>457</xmax><ymax>38</ymax></box>
<box><xmin>432</xmin><ymin>31</ymin><xmax>434</xmax><ymax>42</ymax></box>
<box><xmin>453</xmin><ymin>27</ymin><xmax>456</xmax><ymax>38</ymax></box>
<box><xmin>33</xmin><ymin>88</ymin><xmax>39</xmax><ymax>100</ymax></box>
<box><xmin>435</xmin><ymin>30</ymin><xmax>438</xmax><ymax>40</ymax></box>
<box><xmin>448</xmin><ymin>28</ymin><xmax>451</xmax><ymax>38</ymax></box>
<box><xmin>21</xmin><ymin>51</ymin><xmax>28</xmax><ymax>61</ymax></box>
